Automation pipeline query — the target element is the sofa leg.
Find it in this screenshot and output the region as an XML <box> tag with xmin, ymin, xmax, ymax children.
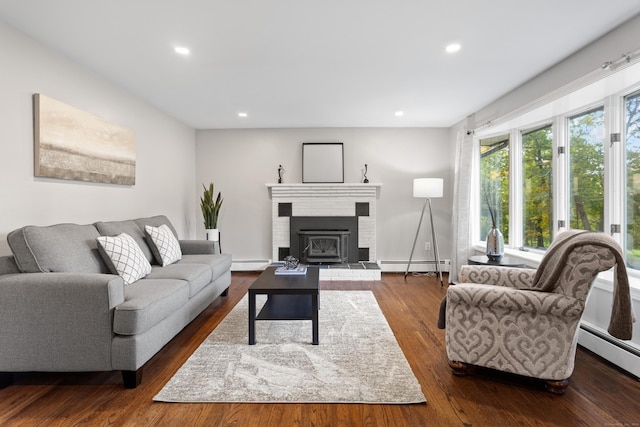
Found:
<box><xmin>222</xmin><ymin>287</ymin><xmax>229</xmax><ymax>297</ymax></box>
<box><xmin>122</xmin><ymin>369</ymin><xmax>143</xmax><ymax>389</ymax></box>
<box><xmin>0</xmin><ymin>372</ymin><xmax>13</xmax><ymax>389</ymax></box>
<box><xmin>544</xmin><ymin>379</ymin><xmax>569</xmax><ymax>395</ymax></box>
<box><xmin>448</xmin><ymin>360</ymin><xmax>469</xmax><ymax>376</ymax></box>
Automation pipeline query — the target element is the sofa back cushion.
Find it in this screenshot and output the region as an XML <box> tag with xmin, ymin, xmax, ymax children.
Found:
<box><xmin>7</xmin><ymin>224</ymin><xmax>108</xmax><ymax>273</ymax></box>
<box><xmin>134</xmin><ymin>215</ymin><xmax>178</xmax><ymax>239</ymax></box>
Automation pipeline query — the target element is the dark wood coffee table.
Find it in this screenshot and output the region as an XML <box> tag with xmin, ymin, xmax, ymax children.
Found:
<box><xmin>248</xmin><ymin>266</ymin><xmax>320</xmax><ymax>345</ymax></box>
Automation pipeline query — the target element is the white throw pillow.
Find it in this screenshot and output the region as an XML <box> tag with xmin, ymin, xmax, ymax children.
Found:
<box><xmin>144</xmin><ymin>224</ymin><xmax>182</xmax><ymax>266</ymax></box>
<box><xmin>96</xmin><ymin>233</ymin><xmax>152</xmax><ymax>285</ymax></box>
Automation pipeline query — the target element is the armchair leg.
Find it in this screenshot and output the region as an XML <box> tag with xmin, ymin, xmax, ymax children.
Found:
<box><xmin>122</xmin><ymin>368</ymin><xmax>143</xmax><ymax>389</ymax></box>
<box><xmin>544</xmin><ymin>379</ymin><xmax>569</xmax><ymax>395</ymax></box>
<box><xmin>221</xmin><ymin>287</ymin><xmax>229</xmax><ymax>297</ymax></box>
<box><xmin>448</xmin><ymin>360</ymin><xmax>469</xmax><ymax>376</ymax></box>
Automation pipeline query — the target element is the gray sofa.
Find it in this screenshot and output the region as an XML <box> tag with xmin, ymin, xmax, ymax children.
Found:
<box><xmin>0</xmin><ymin>215</ymin><xmax>231</xmax><ymax>388</ymax></box>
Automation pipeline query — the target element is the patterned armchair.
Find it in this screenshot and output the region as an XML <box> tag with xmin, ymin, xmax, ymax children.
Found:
<box><xmin>445</xmin><ymin>231</ymin><xmax>634</xmax><ymax>394</ymax></box>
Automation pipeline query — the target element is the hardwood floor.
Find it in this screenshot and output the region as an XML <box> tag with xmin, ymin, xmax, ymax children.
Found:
<box><xmin>1</xmin><ymin>272</ymin><xmax>639</xmax><ymax>426</ymax></box>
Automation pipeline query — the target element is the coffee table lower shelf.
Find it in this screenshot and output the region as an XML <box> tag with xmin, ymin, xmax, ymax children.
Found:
<box><xmin>256</xmin><ymin>295</ymin><xmax>314</xmax><ymax>320</ymax></box>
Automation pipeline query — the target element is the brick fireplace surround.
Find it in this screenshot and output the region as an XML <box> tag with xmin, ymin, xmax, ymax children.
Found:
<box><xmin>266</xmin><ymin>183</ymin><xmax>382</xmax><ymax>280</ymax></box>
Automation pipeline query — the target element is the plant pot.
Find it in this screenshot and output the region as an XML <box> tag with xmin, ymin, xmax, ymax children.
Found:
<box><xmin>206</xmin><ymin>229</ymin><xmax>220</xmax><ymax>242</ymax></box>
<box><xmin>486</xmin><ymin>227</ymin><xmax>504</xmax><ymax>260</ymax></box>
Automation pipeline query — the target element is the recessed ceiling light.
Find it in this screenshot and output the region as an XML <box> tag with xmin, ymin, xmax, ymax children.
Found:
<box><xmin>238</xmin><ymin>112</ymin><xmax>248</xmax><ymax>118</ymax></box>
<box><xmin>445</xmin><ymin>43</ymin><xmax>461</xmax><ymax>53</ymax></box>
<box><xmin>174</xmin><ymin>46</ymin><xmax>190</xmax><ymax>55</ymax></box>
<box><xmin>394</xmin><ymin>111</ymin><xmax>404</xmax><ymax>117</ymax></box>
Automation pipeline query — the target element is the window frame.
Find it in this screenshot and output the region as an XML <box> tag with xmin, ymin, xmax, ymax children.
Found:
<box><xmin>471</xmin><ymin>60</ymin><xmax>640</xmax><ymax>283</ymax></box>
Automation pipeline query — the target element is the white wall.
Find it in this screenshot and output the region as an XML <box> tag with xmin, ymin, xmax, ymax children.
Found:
<box><xmin>196</xmin><ymin>128</ymin><xmax>453</xmax><ymax>269</ymax></box>
<box><xmin>0</xmin><ymin>21</ymin><xmax>197</xmax><ymax>256</ymax></box>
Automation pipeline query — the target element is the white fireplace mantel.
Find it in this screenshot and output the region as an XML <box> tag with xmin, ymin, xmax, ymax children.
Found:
<box><xmin>266</xmin><ymin>183</ymin><xmax>382</xmax><ymax>198</ymax></box>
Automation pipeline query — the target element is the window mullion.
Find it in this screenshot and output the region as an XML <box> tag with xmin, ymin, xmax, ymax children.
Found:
<box><xmin>554</xmin><ymin>115</ymin><xmax>567</xmax><ymax>234</ymax></box>
<box><xmin>510</xmin><ymin>129</ymin><xmax>522</xmax><ymax>249</ymax></box>
<box><xmin>605</xmin><ymin>95</ymin><xmax>623</xmax><ymax>244</ymax></box>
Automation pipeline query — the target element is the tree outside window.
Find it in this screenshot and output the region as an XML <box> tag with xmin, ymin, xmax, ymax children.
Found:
<box><xmin>522</xmin><ymin>126</ymin><xmax>553</xmax><ymax>249</ymax></box>
<box><xmin>569</xmin><ymin>108</ymin><xmax>605</xmax><ymax>232</ymax></box>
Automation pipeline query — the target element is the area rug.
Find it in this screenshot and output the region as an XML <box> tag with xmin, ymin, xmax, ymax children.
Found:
<box><xmin>154</xmin><ymin>290</ymin><xmax>426</xmax><ymax>404</ymax></box>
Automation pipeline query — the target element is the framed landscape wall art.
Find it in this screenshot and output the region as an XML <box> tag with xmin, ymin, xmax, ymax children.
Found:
<box><xmin>33</xmin><ymin>94</ymin><xmax>136</xmax><ymax>185</ymax></box>
<box><xmin>302</xmin><ymin>142</ymin><xmax>344</xmax><ymax>183</ymax></box>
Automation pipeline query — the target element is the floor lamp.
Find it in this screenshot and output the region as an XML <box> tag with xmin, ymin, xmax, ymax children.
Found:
<box><xmin>405</xmin><ymin>178</ymin><xmax>444</xmax><ymax>286</ymax></box>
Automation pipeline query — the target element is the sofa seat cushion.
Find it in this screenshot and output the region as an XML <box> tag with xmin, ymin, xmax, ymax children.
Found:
<box><xmin>7</xmin><ymin>223</ymin><xmax>108</xmax><ymax>274</ymax></box>
<box><xmin>114</xmin><ymin>279</ymin><xmax>189</xmax><ymax>335</ymax></box>
<box><xmin>146</xmin><ymin>263</ymin><xmax>212</xmax><ymax>297</ymax></box>
<box><xmin>178</xmin><ymin>254</ymin><xmax>232</xmax><ymax>283</ymax></box>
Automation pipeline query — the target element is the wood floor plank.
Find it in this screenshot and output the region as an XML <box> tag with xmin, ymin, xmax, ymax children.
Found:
<box><xmin>0</xmin><ymin>272</ymin><xmax>638</xmax><ymax>426</ymax></box>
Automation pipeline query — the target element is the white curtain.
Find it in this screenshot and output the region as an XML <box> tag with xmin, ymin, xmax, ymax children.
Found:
<box><xmin>449</xmin><ymin>130</ymin><xmax>476</xmax><ymax>283</ymax></box>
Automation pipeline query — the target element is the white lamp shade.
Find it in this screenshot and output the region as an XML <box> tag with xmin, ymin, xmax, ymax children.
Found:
<box><xmin>413</xmin><ymin>178</ymin><xmax>443</xmax><ymax>198</ymax></box>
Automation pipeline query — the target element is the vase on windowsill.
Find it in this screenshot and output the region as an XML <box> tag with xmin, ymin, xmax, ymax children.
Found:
<box><xmin>486</xmin><ymin>227</ymin><xmax>504</xmax><ymax>260</ymax></box>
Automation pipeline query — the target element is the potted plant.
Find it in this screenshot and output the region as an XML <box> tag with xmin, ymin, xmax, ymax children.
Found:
<box><xmin>200</xmin><ymin>183</ymin><xmax>223</xmax><ymax>241</ymax></box>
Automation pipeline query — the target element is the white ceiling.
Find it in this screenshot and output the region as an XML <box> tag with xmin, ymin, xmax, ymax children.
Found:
<box><xmin>2</xmin><ymin>1</ymin><xmax>640</xmax><ymax>129</ymax></box>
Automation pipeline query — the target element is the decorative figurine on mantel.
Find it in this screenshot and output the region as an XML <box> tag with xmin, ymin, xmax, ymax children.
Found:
<box><xmin>277</xmin><ymin>164</ymin><xmax>284</xmax><ymax>183</ymax></box>
<box><xmin>363</xmin><ymin>164</ymin><xmax>369</xmax><ymax>183</ymax></box>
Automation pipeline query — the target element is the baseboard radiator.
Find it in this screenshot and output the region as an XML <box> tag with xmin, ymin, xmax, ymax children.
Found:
<box><xmin>578</xmin><ymin>321</ymin><xmax>640</xmax><ymax>380</ymax></box>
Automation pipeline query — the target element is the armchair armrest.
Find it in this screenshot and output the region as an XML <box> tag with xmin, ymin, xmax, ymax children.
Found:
<box><xmin>448</xmin><ymin>283</ymin><xmax>583</xmax><ymax>318</ymax></box>
<box><xmin>459</xmin><ymin>265</ymin><xmax>536</xmax><ymax>289</ymax></box>
<box><xmin>179</xmin><ymin>239</ymin><xmax>216</xmax><ymax>255</ymax></box>
<box><xmin>0</xmin><ymin>272</ymin><xmax>125</xmax><ymax>371</ymax></box>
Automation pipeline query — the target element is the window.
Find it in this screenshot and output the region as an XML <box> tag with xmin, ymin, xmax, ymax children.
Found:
<box><xmin>472</xmin><ymin>62</ymin><xmax>640</xmax><ymax>274</ymax></box>
<box><xmin>625</xmin><ymin>90</ymin><xmax>640</xmax><ymax>268</ymax></box>
<box><xmin>479</xmin><ymin>135</ymin><xmax>509</xmax><ymax>242</ymax></box>
<box><xmin>568</xmin><ymin>107</ymin><xmax>605</xmax><ymax>231</ymax></box>
<box><xmin>522</xmin><ymin>125</ymin><xmax>553</xmax><ymax>249</ymax></box>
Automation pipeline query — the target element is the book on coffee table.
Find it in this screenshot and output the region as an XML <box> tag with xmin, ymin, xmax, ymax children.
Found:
<box><xmin>274</xmin><ymin>265</ymin><xmax>307</xmax><ymax>275</ymax></box>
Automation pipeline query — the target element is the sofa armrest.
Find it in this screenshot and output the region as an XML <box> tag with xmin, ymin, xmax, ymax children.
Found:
<box><xmin>0</xmin><ymin>273</ymin><xmax>125</xmax><ymax>372</ymax></box>
<box><xmin>448</xmin><ymin>283</ymin><xmax>583</xmax><ymax>318</ymax></box>
<box><xmin>459</xmin><ymin>265</ymin><xmax>536</xmax><ymax>289</ymax></box>
<box><xmin>179</xmin><ymin>239</ymin><xmax>216</xmax><ymax>255</ymax></box>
